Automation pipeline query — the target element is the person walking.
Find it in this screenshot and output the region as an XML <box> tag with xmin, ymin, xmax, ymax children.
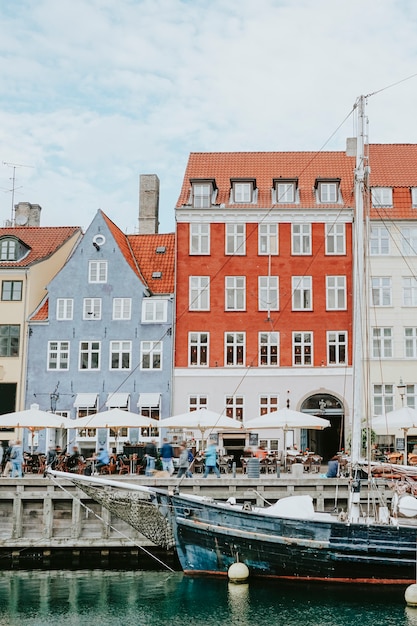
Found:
<box><xmin>177</xmin><ymin>443</ymin><xmax>192</xmax><ymax>478</ymax></box>
<box><xmin>203</xmin><ymin>439</ymin><xmax>221</xmax><ymax>478</ymax></box>
<box><xmin>10</xmin><ymin>440</ymin><xmax>23</xmax><ymax>478</ymax></box>
<box><xmin>160</xmin><ymin>437</ymin><xmax>174</xmax><ymax>475</ymax></box>
<box><xmin>2</xmin><ymin>441</ymin><xmax>12</xmax><ymax>477</ymax></box>
<box><xmin>144</xmin><ymin>439</ymin><xmax>157</xmax><ymax>476</ymax></box>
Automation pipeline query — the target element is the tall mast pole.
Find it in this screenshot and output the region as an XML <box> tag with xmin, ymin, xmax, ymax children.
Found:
<box><xmin>351</xmin><ymin>95</ymin><xmax>367</xmax><ymax>466</ymax></box>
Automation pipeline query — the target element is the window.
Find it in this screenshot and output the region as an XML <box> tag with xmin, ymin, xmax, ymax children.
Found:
<box><xmin>412</xmin><ymin>188</ymin><xmax>417</xmax><ymax>208</ymax></box>
<box><xmin>225</xmin><ymin>276</ymin><xmax>246</xmax><ymax>310</ymax></box>
<box><xmin>189</xmin><ymin>332</ymin><xmax>209</xmax><ymax>366</ymax></box>
<box><xmin>405</xmin><ymin>384</ymin><xmax>417</xmax><ymax>409</ymax></box>
<box><xmin>0</xmin><ymin>325</ymin><xmax>19</xmax><ymax>356</ymax></box>
<box><xmin>259</xmin><ymin>332</ymin><xmax>279</xmax><ymax>366</ymax></box>
<box><xmin>226</xmin><ymin>396</ymin><xmax>244</xmax><ymax>421</ymax></box>
<box><xmin>56</xmin><ymin>298</ymin><xmax>73</xmax><ymax>320</ymax></box>
<box><xmin>192</xmin><ymin>182</ymin><xmax>214</xmax><ymax>208</ymax></box>
<box><xmin>373</xmin><ymin>384</ymin><xmax>394</xmax><ymax>415</ymax></box>
<box><xmin>316</xmin><ymin>181</ymin><xmax>339</xmax><ymax>203</ymax></box>
<box><xmin>189</xmin><ymin>396</ymin><xmax>207</xmax><ymax>411</ymax></box>
<box><xmin>401</xmin><ymin>227</ymin><xmax>417</xmax><ymax>256</ymax></box>
<box><xmin>226</xmin><ymin>224</ymin><xmax>246</xmax><ymax>255</ymax></box>
<box><xmin>231</xmin><ymin>180</ymin><xmax>255</xmax><ymax>203</ymax></box>
<box><xmin>48</xmin><ymin>341</ymin><xmax>69</xmax><ymax>370</ymax></box>
<box><xmin>258</xmin><ymin>276</ymin><xmax>279</xmax><ymax>311</ymax></box>
<box><xmin>141</xmin><ymin>341</ymin><xmax>162</xmax><ymax>370</ymax></box>
<box><xmin>0</xmin><ymin>238</ymin><xmax>17</xmax><ymax>261</ymax></box>
<box><xmin>405</xmin><ymin>328</ymin><xmax>417</xmax><ymax>358</ymax></box>
<box><xmin>79</xmin><ymin>341</ymin><xmax>100</xmax><ymax>370</ymax></box>
<box><xmin>110</xmin><ymin>341</ymin><xmax>131</xmax><ymax>370</ymax></box>
<box><xmin>258</xmin><ymin>223</ymin><xmax>278</xmax><ymax>255</ymax></box>
<box><xmin>1</xmin><ymin>281</ymin><xmax>22</xmax><ymax>301</ymax></box>
<box><xmin>138</xmin><ymin>394</ymin><xmax>161</xmax><ymax>434</ymax></box>
<box><xmin>292</xmin><ymin>276</ymin><xmax>312</xmax><ymax>310</ymax></box>
<box><xmin>326</xmin><ymin>276</ymin><xmax>346</xmax><ymax>310</ymax></box>
<box><xmin>327</xmin><ymin>331</ymin><xmax>347</xmax><ymax>365</ymax></box>
<box><xmin>371</xmin><ymin>187</ymin><xmax>393</xmax><ymax>208</ymax></box>
<box><xmin>403</xmin><ymin>277</ymin><xmax>417</xmax><ymax>306</ymax></box>
<box><xmin>260</xmin><ymin>395</ymin><xmax>279</xmax><ymax>415</ymax></box>
<box><xmin>325</xmin><ymin>223</ymin><xmax>346</xmax><ymax>255</ymax></box>
<box><xmin>88</xmin><ymin>260</ymin><xmax>107</xmax><ymax>283</ymax></box>
<box><xmin>292</xmin><ymin>224</ymin><xmax>311</xmax><ymax>255</ymax></box>
<box><xmin>225</xmin><ymin>332</ymin><xmax>245</xmax><ymax>366</ymax></box>
<box><xmin>141</xmin><ymin>300</ymin><xmax>167</xmax><ymax>323</ymax></box>
<box><xmin>83</xmin><ymin>298</ymin><xmax>101</xmax><ymax>320</ymax></box>
<box><xmin>189</xmin><ymin>276</ymin><xmax>210</xmax><ymax>310</ymax></box>
<box><xmin>113</xmin><ymin>298</ymin><xmax>132</xmax><ymax>320</ymax></box>
<box><xmin>370</xmin><ymin>226</ymin><xmax>390</xmax><ymax>255</ymax></box>
<box><xmin>371</xmin><ymin>277</ymin><xmax>392</xmax><ymax>307</ymax></box>
<box><xmin>190</xmin><ymin>223</ymin><xmax>210</xmax><ymax>255</ymax></box>
<box><xmin>293</xmin><ymin>332</ymin><xmax>312</xmax><ymax>365</ymax></box>
<box><xmin>275</xmin><ymin>180</ymin><xmax>296</xmax><ymax>203</ymax></box>
<box><xmin>372</xmin><ymin>328</ymin><xmax>393</xmax><ymax>358</ymax></box>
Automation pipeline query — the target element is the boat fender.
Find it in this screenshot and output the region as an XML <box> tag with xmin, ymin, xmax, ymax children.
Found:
<box><xmin>405</xmin><ymin>583</ymin><xmax>417</xmax><ymax>606</ymax></box>
<box><xmin>228</xmin><ymin>562</ymin><xmax>249</xmax><ymax>584</ymax></box>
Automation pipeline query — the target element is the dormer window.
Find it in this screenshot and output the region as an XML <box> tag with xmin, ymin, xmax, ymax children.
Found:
<box><xmin>274</xmin><ymin>179</ymin><xmax>298</xmax><ymax>203</ymax></box>
<box><xmin>412</xmin><ymin>188</ymin><xmax>417</xmax><ymax>208</ymax></box>
<box><xmin>315</xmin><ymin>179</ymin><xmax>340</xmax><ymax>203</ymax></box>
<box><xmin>371</xmin><ymin>187</ymin><xmax>393</xmax><ymax>208</ymax></box>
<box><xmin>0</xmin><ymin>238</ymin><xmax>17</xmax><ymax>261</ymax></box>
<box><xmin>231</xmin><ymin>179</ymin><xmax>256</xmax><ymax>203</ymax></box>
<box><xmin>191</xmin><ymin>179</ymin><xmax>217</xmax><ymax>208</ymax></box>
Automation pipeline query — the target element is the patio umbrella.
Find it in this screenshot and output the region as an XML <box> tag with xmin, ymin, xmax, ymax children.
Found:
<box><xmin>161</xmin><ymin>408</ymin><xmax>243</xmax><ymax>446</ymax></box>
<box><xmin>371</xmin><ymin>407</ymin><xmax>417</xmax><ymax>434</ymax></box>
<box><xmin>0</xmin><ymin>404</ymin><xmax>73</xmax><ymax>452</ymax></box>
<box><xmin>68</xmin><ymin>408</ymin><xmax>159</xmax><ymax>430</ymax></box>
<box><xmin>244</xmin><ymin>407</ymin><xmax>331</xmax><ymax>431</ymax></box>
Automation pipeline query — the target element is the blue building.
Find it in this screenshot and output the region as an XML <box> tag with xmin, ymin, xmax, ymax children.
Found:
<box><xmin>25</xmin><ymin>209</ymin><xmax>175</xmax><ymax>455</ymax></box>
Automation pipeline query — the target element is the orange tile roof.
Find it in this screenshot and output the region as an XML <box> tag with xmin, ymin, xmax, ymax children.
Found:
<box><xmin>0</xmin><ymin>226</ymin><xmax>81</xmax><ymax>267</ymax></box>
<box><xmin>30</xmin><ymin>297</ymin><xmax>49</xmax><ymax>322</ymax></box>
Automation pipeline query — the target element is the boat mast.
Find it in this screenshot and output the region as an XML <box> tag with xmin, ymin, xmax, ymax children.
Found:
<box><xmin>351</xmin><ymin>95</ymin><xmax>367</xmax><ymax>466</ymax></box>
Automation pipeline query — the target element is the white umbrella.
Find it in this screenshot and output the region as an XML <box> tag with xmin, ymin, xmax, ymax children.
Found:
<box><xmin>68</xmin><ymin>408</ymin><xmax>159</xmax><ymax>430</ymax></box>
<box><xmin>371</xmin><ymin>407</ymin><xmax>417</xmax><ymax>434</ymax></box>
<box><xmin>0</xmin><ymin>405</ymin><xmax>72</xmax><ymax>429</ymax></box>
<box><xmin>161</xmin><ymin>408</ymin><xmax>243</xmax><ymax>446</ymax></box>
<box><xmin>244</xmin><ymin>407</ymin><xmax>331</xmax><ymax>431</ymax></box>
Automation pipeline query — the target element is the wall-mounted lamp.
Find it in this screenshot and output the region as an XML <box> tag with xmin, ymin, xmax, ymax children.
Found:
<box><xmin>397</xmin><ymin>378</ymin><xmax>406</xmax><ymax>407</ymax></box>
<box><xmin>93</xmin><ymin>241</ymin><xmax>100</xmax><ymax>251</ymax></box>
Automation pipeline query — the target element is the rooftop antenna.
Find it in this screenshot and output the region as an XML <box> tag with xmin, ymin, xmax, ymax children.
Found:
<box><xmin>2</xmin><ymin>161</ymin><xmax>34</xmax><ymax>223</ymax></box>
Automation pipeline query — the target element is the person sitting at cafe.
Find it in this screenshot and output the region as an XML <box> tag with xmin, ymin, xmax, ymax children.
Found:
<box><xmin>96</xmin><ymin>447</ymin><xmax>110</xmax><ymax>472</ymax></box>
<box><xmin>67</xmin><ymin>446</ymin><xmax>83</xmax><ymax>472</ymax></box>
<box><xmin>254</xmin><ymin>444</ymin><xmax>268</xmax><ymax>460</ymax></box>
<box><xmin>326</xmin><ymin>455</ymin><xmax>339</xmax><ymax>478</ymax></box>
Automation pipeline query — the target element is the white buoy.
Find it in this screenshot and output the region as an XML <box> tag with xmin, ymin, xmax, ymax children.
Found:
<box><xmin>228</xmin><ymin>561</ymin><xmax>249</xmax><ymax>584</ymax></box>
<box><xmin>405</xmin><ymin>583</ymin><xmax>417</xmax><ymax>606</ymax></box>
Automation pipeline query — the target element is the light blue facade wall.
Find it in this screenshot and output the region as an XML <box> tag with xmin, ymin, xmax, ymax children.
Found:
<box><xmin>25</xmin><ymin>211</ymin><xmax>173</xmax><ymax>452</ymax></box>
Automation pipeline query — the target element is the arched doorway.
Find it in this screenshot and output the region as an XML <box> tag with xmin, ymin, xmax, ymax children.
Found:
<box><xmin>300</xmin><ymin>394</ymin><xmax>345</xmax><ymax>462</ymax></box>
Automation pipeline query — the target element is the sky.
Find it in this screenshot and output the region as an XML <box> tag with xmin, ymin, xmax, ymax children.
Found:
<box><xmin>1</xmin><ymin>0</ymin><xmax>417</xmax><ymax>235</ymax></box>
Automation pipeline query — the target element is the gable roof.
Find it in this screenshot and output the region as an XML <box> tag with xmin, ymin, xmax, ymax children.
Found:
<box><xmin>0</xmin><ymin>226</ymin><xmax>81</xmax><ymax>268</ymax></box>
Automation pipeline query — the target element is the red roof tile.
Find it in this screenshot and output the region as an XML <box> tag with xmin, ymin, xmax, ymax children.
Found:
<box><xmin>31</xmin><ymin>297</ymin><xmax>49</xmax><ymax>322</ymax></box>
<box><xmin>0</xmin><ymin>226</ymin><xmax>81</xmax><ymax>267</ymax></box>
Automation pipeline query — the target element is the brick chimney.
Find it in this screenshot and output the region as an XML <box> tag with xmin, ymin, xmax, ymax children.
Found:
<box><xmin>138</xmin><ymin>174</ymin><xmax>159</xmax><ymax>234</ymax></box>
<box><xmin>14</xmin><ymin>202</ymin><xmax>42</xmax><ymax>227</ymax></box>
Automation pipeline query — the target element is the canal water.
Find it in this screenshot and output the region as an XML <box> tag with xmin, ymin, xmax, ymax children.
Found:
<box><xmin>0</xmin><ymin>569</ymin><xmax>416</xmax><ymax>626</ymax></box>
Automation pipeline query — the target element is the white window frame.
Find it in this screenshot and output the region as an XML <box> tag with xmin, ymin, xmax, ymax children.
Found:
<box><xmin>88</xmin><ymin>260</ymin><xmax>107</xmax><ymax>283</ymax></box>
<box><xmin>370</xmin><ymin>226</ymin><xmax>390</xmax><ymax>255</ymax></box>
<box><xmin>373</xmin><ymin>383</ymin><xmax>394</xmax><ymax>416</ymax></box>
<box><xmin>317</xmin><ymin>182</ymin><xmax>338</xmax><ymax>203</ymax></box>
<box><xmin>225</xmin><ymin>276</ymin><xmax>246</xmax><ymax>311</ymax></box>
<box><xmin>140</xmin><ymin>340</ymin><xmax>162</xmax><ymax>370</ymax></box>
<box><xmin>405</xmin><ymin>384</ymin><xmax>417</xmax><ymax>409</ymax></box>
<box><xmin>113</xmin><ymin>298</ymin><xmax>132</xmax><ymax>320</ymax></box>
<box><xmin>190</xmin><ymin>223</ymin><xmax>210</xmax><ymax>255</ymax></box>
<box><xmin>189</xmin><ymin>332</ymin><xmax>209</xmax><ymax>366</ymax></box>
<box><xmin>79</xmin><ymin>340</ymin><xmax>100</xmax><ymax>370</ymax></box>
<box><xmin>292</xmin><ymin>224</ymin><xmax>311</xmax><ymax>255</ymax></box>
<box><xmin>110</xmin><ymin>340</ymin><xmax>131</xmax><ymax>370</ymax></box>
<box><xmin>325</xmin><ymin>223</ymin><xmax>346</xmax><ymax>255</ymax></box>
<box><xmin>405</xmin><ymin>328</ymin><xmax>417</xmax><ymax>358</ymax></box>
<box><xmin>225</xmin><ymin>396</ymin><xmax>244</xmax><ymax>421</ymax></box>
<box><xmin>226</xmin><ymin>223</ymin><xmax>246</xmax><ymax>255</ymax></box>
<box><xmin>259</xmin><ymin>332</ymin><xmax>279</xmax><ymax>366</ymax></box>
<box><xmin>258</xmin><ymin>223</ymin><xmax>278</xmax><ymax>255</ymax></box>
<box><xmin>141</xmin><ymin>299</ymin><xmax>168</xmax><ymax>323</ymax></box>
<box><xmin>192</xmin><ymin>183</ymin><xmax>212</xmax><ymax>208</ymax></box>
<box><xmin>258</xmin><ymin>276</ymin><xmax>279</xmax><ymax>311</ymax></box>
<box><xmin>47</xmin><ymin>340</ymin><xmax>70</xmax><ymax>370</ymax></box>
<box><xmin>401</xmin><ymin>226</ymin><xmax>417</xmax><ymax>256</ymax></box>
<box><xmin>371</xmin><ymin>187</ymin><xmax>393</xmax><ymax>208</ymax></box>
<box><xmin>232</xmin><ymin>182</ymin><xmax>253</xmax><ymax>203</ymax></box>
<box><xmin>189</xmin><ymin>276</ymin><xmax>210</xmax><ymax>311</ymax></box>
<box><xmin>292</xmin><ymin>276</ymin><xmax>312</xmax><ymax>310</ymax></box>
<box><xmin>56</xmin><ymin>298</ymin><xmax>74</xmax><ymax>321</ymax></box>
<box><xmin>327</xmin><ymin>331</ymin><xmax>347</xmax><ymax>365</ymax></box>
<box><xmin>403</xmin><ymin>277</ymin><xmax>417</xmax><ymax>306</ymax></box>
<box><xmin>326</xmin><ymin>276</ymin><xmax>346</xmax><ymax>310</ymax></box>
<box><xmin>293</xmin><ymin>332</ymin><xmax>313</xmax><ymax>366</ymax></box>
<box><xmin>83</xmin><ymin>298</ymin><xmax>102</xmax><ymax>320</ymax></box>
<box><xmin>372</xmin><ymin>327</ymin><xmax>393</xmax><ymax>359</ymax></box>
<box><xmin>276</xmin><ymin>182</ymin><xmax>296</xmax><ymax>203</ymax></box>
<box><xmin>259</xmin><ymin>395</ymin><xmax>279</xmax><ymax>415</ymax></box>
<box><xmin>225</xmin><ymin>332</ymin><xmax>245</xmax><ymax>366</ymax></box>
<box><xmin>189</xmin><ymin>395</ymin><xmax>208</xmax><ymax>411</ymax></box>
<box><xmin>371</xmin><ymin>277</ymin><xmax>392</xmax><ymax>307</ymax></box>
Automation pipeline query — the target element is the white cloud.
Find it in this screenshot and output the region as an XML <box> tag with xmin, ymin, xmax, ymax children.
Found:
<box><xmin>1</xmin><ymin>0</ymin><xmax>417</xmax><ymax>232</ymax></box>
